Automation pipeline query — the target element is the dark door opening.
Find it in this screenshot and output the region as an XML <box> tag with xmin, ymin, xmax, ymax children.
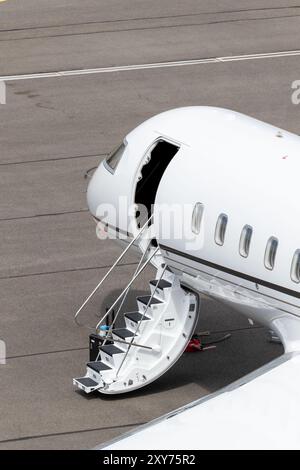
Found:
<box><xmin>135</xmin><ymin>140</ymin><xmax>179</xmax><ymax>226</ymax></box>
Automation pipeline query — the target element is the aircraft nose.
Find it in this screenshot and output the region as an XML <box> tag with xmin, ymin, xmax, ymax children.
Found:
<box><xmin>87</xmin><ymin>143</ymin><xmax>127</xmax><ymax>218</ymax></box>
<box><xmin>87</xmin><ymin>164</ymin><xmax>104</xmax><ymax>217</ymax></box>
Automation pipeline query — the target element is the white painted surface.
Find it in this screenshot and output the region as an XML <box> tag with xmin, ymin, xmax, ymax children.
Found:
<box><xmin>88</xmin><ymin>106</ymin><xmax>300</xmax><ymax>336</ymax></box>
<box><xmin>87</xmin><ymin>106</ymin><xmax>300</xmax><ymax>447</ymax></box>
<box><xmin>104</xmin><ymin>354</ymin><xmax>300</xmax><ymax>450</ymax></box>
<box><xmin>74</xmin><ymin>268</ymin><xmax>198</xmax><ymax>395</ymax></box>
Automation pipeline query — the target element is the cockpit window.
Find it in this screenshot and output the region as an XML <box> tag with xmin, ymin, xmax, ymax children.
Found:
<box><xmin>105</xmin><ymin>142</ymin><xmax>125</xmax><ymax>172</ymax></box>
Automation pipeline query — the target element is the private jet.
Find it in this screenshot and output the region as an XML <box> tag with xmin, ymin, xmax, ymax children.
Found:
<box><xmin>74</xmin><ymin>107</ymin><xmax>300</xmax><ymax>449</ymax></box>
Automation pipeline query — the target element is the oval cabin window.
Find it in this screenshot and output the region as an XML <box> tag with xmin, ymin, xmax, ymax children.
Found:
<box><xmin>191</xmin><ymin>202</ymin><xmax>204</xmax><ymax>234</ymax></box>
<box><xmin>291</xmin><ymin>250</ymin><xmax>300</xmax><ymax>283</ymax></box>
<box><xmin>239</xmin><ymin>225</ymin><xmax>253</xmax><ymax>258</ymax></box>
<box><xmin>215</xmin><ymin>214</ymin><xmax>228</xmax><ymax>246</ymax></box>
<box><xmin>264</xmin><ymin>237</ymin><xmax>278</xmax><ymax>270</ymax></box>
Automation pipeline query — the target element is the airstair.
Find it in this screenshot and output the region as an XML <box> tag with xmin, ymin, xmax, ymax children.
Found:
<box><xmin>73</xmin><ymin>218</ymin><xmax>198</xmax><ymax>394</ymax></box>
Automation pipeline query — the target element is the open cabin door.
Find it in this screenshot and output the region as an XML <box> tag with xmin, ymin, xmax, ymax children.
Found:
<box><xmin>134</xmin><ymin>139</ymin><xmax>180</xmax><ymax>227</ymax></box>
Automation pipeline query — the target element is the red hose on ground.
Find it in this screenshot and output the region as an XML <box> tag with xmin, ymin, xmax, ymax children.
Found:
<box><xmin>185</xmin><ymin>338</ymin><xmax>202</xmax><ymax>352</ymax></box>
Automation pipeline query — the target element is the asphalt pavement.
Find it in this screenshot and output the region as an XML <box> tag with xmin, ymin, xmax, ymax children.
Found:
<box><xmin>1</xmin><ymin>0</ymin><xmax>296</xmax><ymax>449</ymax></box>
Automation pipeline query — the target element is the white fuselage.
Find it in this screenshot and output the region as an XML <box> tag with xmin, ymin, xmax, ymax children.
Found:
<box><xmin>87</xmin><ymin>107</ymin><xmax>300</xmax><ymax>350</ymax></box>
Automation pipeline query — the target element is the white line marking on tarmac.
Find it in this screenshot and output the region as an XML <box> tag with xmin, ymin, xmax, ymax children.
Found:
<box><xmin>0</xmin><ymin>49</ymin><xmax>300</xmax><ymax>81</ymax></box>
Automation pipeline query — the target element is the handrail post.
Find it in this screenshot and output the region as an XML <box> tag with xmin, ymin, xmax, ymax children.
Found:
<box><xmin>94</xmin><ymin>246</ymin><xmax>159</xmax><ymax>362</ymax></box>
<box><xmin>95</xmin><ymin>247</ymin><xmax>159</xmax><ymax>331</ymax></box>
<box><xmin>115</xmin><ymin>264</ymin><xmax>167</xmax><ymax>377</ymax></box>
<box><xmin>74</xmin><ymin>214</ymin><xmax>153</xmax><ymax>325</ymax></box>
<box><xmin>101</xmin><ymin>236</ymin><xmax>154</xmax><ymax>347</ymax></box>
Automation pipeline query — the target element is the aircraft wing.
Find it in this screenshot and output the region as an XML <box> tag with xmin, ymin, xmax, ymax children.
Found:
<box><xmin>98</xmin><ymin>352</ymin><xmax>300</xmax><ymax>450</ymax></box>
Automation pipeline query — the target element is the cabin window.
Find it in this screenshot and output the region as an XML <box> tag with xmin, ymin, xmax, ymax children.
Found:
<box><xmin>239</xmin><ymin>225</ymin><xmax>253</xmax><ymax>258</ymax></box>
<box><xmin>264</xmin><ymin>237</ymin><xmax>278</xmax><ymax>270</ymax></box>
<box><xmin>105</xmin><ymin>142</ymin><xmax>126</xmax><ymax>172</ymax></box>
<box><xmin>191</xmin><ymin>202</ymin><xmax>204</xmax><ymax>234</ymax></box>
<box><xmin>215</xmin><ymin>214</ymin><xmax>228</xmax><ymax>246</ymax></box>
<box><xmin>291</xmin><ymin>250</ymin><xmax>300</xmax><ymax>283</ymax></box>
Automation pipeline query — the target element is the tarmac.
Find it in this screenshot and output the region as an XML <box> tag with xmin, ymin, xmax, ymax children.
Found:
<box><xmin>1</xmin><ymin>0</ymin><xmax>298</xmax><ymax>449</ymax></box>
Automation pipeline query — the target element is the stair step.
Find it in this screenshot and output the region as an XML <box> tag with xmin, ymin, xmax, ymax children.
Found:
<box><xmin>100</xmin><ymin>344</ymin><xmax>124</xmax><ymax>356</ymax></box>
<box><xmin>87</xmin><ymin>361</ymin><xmax>112</xmax><ymax>373</ymax></box>
<box><xmin>162</xmin><ymin>266</ymin><xmax>175</xmax><ymax>282</ymax></box>
<box><xmin>149</xmin><ymin>279</ymin><xmax>172</xmax><ymax>290</ymax></box>
<box><xmin>137</xmin><ymin>295</ymin><xmax>163</xmax><ymax>306</ymax></box>
<box><xmin>73</xmin><ymin>376</ymin><xmax>100</xmax><ymax>393</ymax></box>
<box><xmin>73</xmin><ymin>268</ymin><xmax>199</xmax><ymax>394</ymax></box>
<box><xmin>124</xmin><ymin>311</ymin><xmax>151</xmax><ymax>323</ymax></box>
<box><xmin>113</xmin><ymin>328</ymin><xmax>135</xmax><ymax>340</ymax></box>
<box><xmin>89</xmin><ymin>333</ymin><xmax>113</xmax><ymax>362</ymax></box>
<box><xmin>76</xmin><ymin>377</ymin><xmax>98</xmax><ymax>387</ymax></box>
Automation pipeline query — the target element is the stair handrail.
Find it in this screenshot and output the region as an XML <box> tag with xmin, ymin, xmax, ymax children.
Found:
<box><xmin>95</xmin><ymin>246</ymin><xmax>159</xmax><ymax>333</ymax></box>
<box><xmin>101</xmin><ymin>236</ymin><xmax>154</xmax><ymax>348</ymax></box>
<box><xmin>115</xmin><ymin>264</ymin><xmax>167</xmax><ymax>377</ymax></box>
<box><xmin>74</xmin><ymin>214</ymin><xmax>153</xmax><ymax>325</ymax></box>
